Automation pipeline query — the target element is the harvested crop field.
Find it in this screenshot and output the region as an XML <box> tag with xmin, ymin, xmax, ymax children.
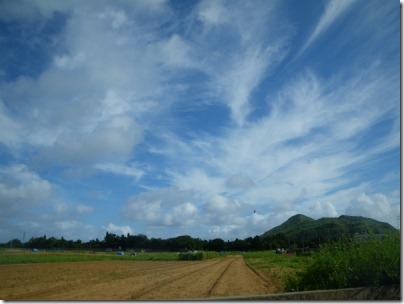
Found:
<box><xmin>0</xmin><ymin>255</ymin><xmax>274</xmax><ymax>300</ymax></box>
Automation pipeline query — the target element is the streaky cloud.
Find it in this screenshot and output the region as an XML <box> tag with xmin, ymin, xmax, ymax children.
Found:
<box><xmin>299</xmin><ymin>0</ymin><xmax>358</xmax><ymax>56</ymax></box>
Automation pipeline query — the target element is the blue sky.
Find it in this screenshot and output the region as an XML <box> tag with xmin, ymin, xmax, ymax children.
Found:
<box><xmin>0</xmin><ymin>0</ymin><xmax>400</xmax><ymax>243</ymax></box>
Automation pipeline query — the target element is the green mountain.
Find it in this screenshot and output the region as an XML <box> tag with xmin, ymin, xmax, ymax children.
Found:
<box><xmin>261</xmin><ymin>214</ymin><xmax>396</xmax><ymax>244</ymax></box>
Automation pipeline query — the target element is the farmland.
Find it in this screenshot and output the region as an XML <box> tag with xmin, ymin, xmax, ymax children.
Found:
<box><xmin>1</xmin><ymin>228</ymin><xmax>399</xmax><ymax>300</ymax></box>
<box><xmin>0</xmin><ymin>252</ymin><xmax>273</xmax><ymax>300</ymax></box>
<box><xmin>0</xmin><ymin>250</ymin><xmax>179</xmax><ymax>264</ymax></box>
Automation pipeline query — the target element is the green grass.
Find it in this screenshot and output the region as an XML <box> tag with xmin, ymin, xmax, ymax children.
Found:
<box><xmin>243</xmin><ymin>250</ymin><xmax>311</xmax><ymax>292</ymax></box>
<box><xmin>130</xmin><ymin>251</ymin><xmax>180</xmax><ymax>261</ymax></box>
<box><xmin>243</xmin><ymin>250</ymin><xmax>311</xmax><ymax>270</ymax></box>
<box><xmin>284</xmin><ymin>231</ymin><xmax>400</xmax><ymax>291</ymax></box>
<box><xmin>0</xmin><ymin>250</ymin><xmax>179</xmax><ymax>264</ymax></box>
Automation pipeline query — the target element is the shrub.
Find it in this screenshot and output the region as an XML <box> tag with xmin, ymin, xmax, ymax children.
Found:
<box><xmin>178</xmin><ymin>251</ymin><xmax>220</xmax><ymax>260</ymax></box>
<box><xmin>284</xmin><ymin>231</ymin><xmax>400</xmax><ymax>291</ymax></box>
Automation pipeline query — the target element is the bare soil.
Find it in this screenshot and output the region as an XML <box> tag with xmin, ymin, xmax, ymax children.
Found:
<box><xmin>0</xmin><ymin>255</ymin><xmax>275</xmax><ymax>300</ymax></box>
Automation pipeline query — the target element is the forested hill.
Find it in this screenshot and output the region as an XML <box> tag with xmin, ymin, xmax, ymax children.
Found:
<box><xmin>261</xmin><ymin>214</ymin><xmax>397</xmax><ymax>243</ymax></box>
<box><xmin>3</xmin><ymin>214</ymin><xmax>397</xmax><ymax>252</ymax></box>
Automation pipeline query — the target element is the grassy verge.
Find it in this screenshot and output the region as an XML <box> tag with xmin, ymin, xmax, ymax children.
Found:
<box><xmin>243</xmin><ymin>250</ymin><xmax>311</xmax><ymax>292</ymax></box>
<box><xmin>284</xmin><ymin>231</ymin><xmax>400</xmax><ymax>292</ymax></box>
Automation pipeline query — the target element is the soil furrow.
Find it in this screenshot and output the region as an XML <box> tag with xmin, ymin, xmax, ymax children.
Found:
<box><xmin>207</xmin><ymin>256</ymin><xmax>238</xmax><ymax>296</ymax></box>
<box><xmin>131</xmin><ymin>257</ymin><xmax>232</xmax><ymax>300</ymax></box>
<box><xmin>0</xmin><ymin>255</ymin><xmax>272</xmax><ymax>300</ymax></box>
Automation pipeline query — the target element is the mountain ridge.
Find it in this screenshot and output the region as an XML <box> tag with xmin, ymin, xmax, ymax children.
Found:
<box><xmin>261</xmin><ymin>214</ymin><xmax>396</xmax><ymax>243</ymax></box>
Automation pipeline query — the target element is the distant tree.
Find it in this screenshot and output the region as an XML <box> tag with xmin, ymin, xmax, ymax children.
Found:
<box><xmin>48</xmin><ymin>236</ymin><xmax>58</xmax><ymax>248</ymax></box>
<box><xmin>75</xmin><ymin>239</ymin><xmax>82</xmax><ymax>249</ymax></box>
<box><xmin>87</xmin><ymin>238</ymin><xmax>101</xmax><ymax>250</ymax></box>
<box><xmin>166</xmin><ymin>235</ymin><xmax>202</xmax><ymax>252</ymax></box>
<box><xmin>207</xmin><ymin>238</ymin><xmax>226</xmax><ymax>252</ymax></box>
<box><xmin>251</xmin><ymin>235</ymin><xmax>262</xmax><ymax>250</ymax></box>
<box><xmin>272</xmin><ymin>233</ymin><xmax>287</xmax><ymax>249</ymax></box>
<box><xmin>104</xmin><ymin>232</ymin><xmax>120</xmax><ymax>249</ymax></box>
<box><xmin>7</xmin><ymin>238</ymin><xmax>23</xmax><ymax>248</ymax></box>
<box><xmin>25</xmin><ymin>236</ymin><xmax>48</xmax><ymax>249</ymax></box>
<box><xmin>228</xmin><ymin>238</ymin><xmax>245</xmax><ymax>251</ymax></box>
<box><xmin>149</xmin><ymin>237</ymin><xmax>166</xmax><ymax>251</ymax></box>
<box><xmin>127</xmin><ymin>234</ymin><xmax>149</xmax><ymax>249</ymax></box>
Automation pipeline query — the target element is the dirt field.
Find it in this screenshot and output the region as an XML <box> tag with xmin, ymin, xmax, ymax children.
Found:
<box><xmin>0</xmin><ymin>255</ymin><xmax>275</xmax><ymax>300</ymax></box>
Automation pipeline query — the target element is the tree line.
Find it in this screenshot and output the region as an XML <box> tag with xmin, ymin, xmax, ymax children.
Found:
<box><xmin>1</xmin><ymin>232</ymin><xmax>295</xmax><ymax>252</ymax></box>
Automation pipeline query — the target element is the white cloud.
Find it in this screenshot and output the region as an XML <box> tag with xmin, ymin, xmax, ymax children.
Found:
<box><xmin>104</xmin><ymin>223</ymin><xmax>133</xmax><ymax>236</ymax></box>
<box><xmin>169</xmin><ymin>168</ymin><xmax>224</xmax><ymax>199</ymax></box>
<box><xmin>0</xmin><ymin>212</ymin><xmax>101</xmax><ymax>243</ymax></box>
<box><xmin>225</xmin><ymin>175</ymin><xmax>255</xmax><ymax>189</ymax></box>
<box><xmin>216</xmin><ymin>49</ymin><xmax>272</xmax><ymax>126</ymax></box>
<box><xmin>196</xmin><ymin>0</ymin><xmax>227</xmax><ymax>26</ymax></box>
<box><xmin>97</xmin><ymin>8</ymin><xmax>129</xmax><ymax>29</ymax></box>
<box><xmin>163</xmin><ymin>202</ymin><xmax>199</xmax><ymax>226</ymax></box>
<box><xmin>310</xmin><ymin>201</ymin><xmax>338</xmax><ymax>218</ymax></box>
<box><xmin>0</xmin><ymin>0</ymin><xmax>170</xmax><ymax>23</ymax></box>
<box><xmin>122</xmin><ymin>188</ymin><xmax>200</xmax><ymax>231</ymax></box>
<box><xmin>191</xmin><ymin>0</ymin><xmax>290</xmax><ymax>126</ymax></box>
<box><xmin>204</xmin><ymin>195</ymin><xmax>240</xmax><ymax>213</ymax></box>
<box><xmin>53</xmin><ymin>202</ymin><xmax>94</xmax><ymax>215</ymax></box>
<box><xmin>54</xmin><ymin>52</ymin><xmax>86</xmax><ymax>71</ymax></box>
<box><xmin>300</xmin><ymin>0</ymin><xmax>358</xmax><ymax>55</ymax></box>
<box><xmin>44</xmin><ymin>220</ymin><xmax>100</xmax><ymax>241</ymax></box>
<box><xmin>154</xmin><ymin>64</ymin><xmax>398</xmax><ymax>235</ymax></box>
<box><xmin>345</xmin><ymin>193</ymin><xmax>399</xmax><ymax>225</ymax></box>
<box><xmin>0</xmin><ymin>100</ymin><xmax>22</xmax><ymax>149</ymax></box>
<box><xmin>76</xmin><ymin>204</ymin><xmax>94</xmax><ymax>214</ymax></box>
<box><xmin>159</xmin><ymin>34</ymin><xmax>197</xmax><ymax>69</ymax></box>
<box><xmin>0</xmin><ymin>0</ymin><xmax>398</xmax><ymax>242</ymax></box>
<box><xmin>0</xmin><ymin>164</ymin><xmax>52</xmax><ymax>205</ymax></box>
<box><xmin>0</xmin><ymin>0</ymin><xmax>72</xmax><ymax>21</ymax></box>
<box><xmin>36</xmin><ymin>115</ymin><xmax>142</xmax><ymax>166</ymax></box>
<box><xmin>0</xmin><ymin>1</ymin><xmax>172</xmax><ymax>170</ymax></box>
<box><xmin>209</xmin><ymin>225</ymin><xmax>240</xmax><ymax>238</ymax></box>
<box><xmin>54</xmin><ymin>202</ymin><xmax>69</xmax><ymax>214</ymax></box>
<box><xmin>56</xmin><ymin>220</ymin><xmax>80</xmax><ymax>231</ymax></box>
<box><xmin>95</xmin><ymin>162</ymin><xmax>144</xmax><ymax>181</ymax></box>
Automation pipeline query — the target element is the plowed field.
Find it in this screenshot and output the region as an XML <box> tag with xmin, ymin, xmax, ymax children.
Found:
<box><xmin>1</xmin><ymin>255</ymin><xmax>274</xmax><ymax>300</ymax></box>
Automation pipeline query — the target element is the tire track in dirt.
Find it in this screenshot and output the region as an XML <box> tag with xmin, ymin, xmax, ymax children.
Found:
<box><xmin>33</xmin><ymin>258</ymin><xmax>228</xmax><ymax>300</ymax></box>
<box><xmin>207</xmin><ymin>256</ymin><xmax>238</xmax><ymax>296</ymax></box>
<box><xmin>206</xmin><ymin>255</ymin><xmax>271</xmax><ymax>298</ymax></box>
<box><xmin>132</xmin><ymin>257</ymin><xmax>235</xmax><ymax>300</ymax></box>
<box><xmin>134</xmin><ymin>255</ymin><xmax>270</xmax><ymax>300</ymax></box>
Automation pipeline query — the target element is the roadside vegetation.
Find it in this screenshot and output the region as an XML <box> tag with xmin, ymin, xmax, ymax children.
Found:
<box><xmin>243</xmin><ymin>230</ymin><xmax>400</xmax><ymax>293</ymax></box>
<box><xmin>284</xmin><ymin>230</ymin><xmax>400</xmax><ymax>291</ymax></box>
<box><xmin>243</xmin><ymin>250</ymin><xmax>311</xmax><ymax>292</ymax></box>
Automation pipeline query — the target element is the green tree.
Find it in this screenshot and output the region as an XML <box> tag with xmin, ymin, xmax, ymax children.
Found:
<box><xmin>207</xmin><ymin>238</ymin><xmax>226</xmax><ymax>251</ymax></box>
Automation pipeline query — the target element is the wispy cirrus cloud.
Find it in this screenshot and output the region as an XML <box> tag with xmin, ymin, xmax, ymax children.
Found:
<box><xmin>0</xmin><ymin>0</ymin><xmax>398</xmax><ymax>242</ymax></box>
<box><xmin>144</xmin><ymin>60</ymin><xmax>398</xmax><ymax>236</ymax></box>
<box><xmin>94</xmin><ymin>162</ymin><xmax>144</xmax><ymax>181</ymax></box>
<box><xmin>299</xmin><ymin>0</ymin><xmax>358</xmax><ymax>56</ymax></box>
<box><xmin>190</xmin><ymin>0</ymin><xmax>291</xmax><ymax>126</ymax></box>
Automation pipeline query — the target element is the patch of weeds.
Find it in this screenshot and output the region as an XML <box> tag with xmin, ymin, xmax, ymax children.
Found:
<box><xmin>284</xmin><ymin>231</ymin><xmax>400</xmax><ymax>291</ymax></box>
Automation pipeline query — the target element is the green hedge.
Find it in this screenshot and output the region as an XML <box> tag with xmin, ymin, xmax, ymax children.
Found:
<box><xmin>178</xmin><ymin>251</ymin><xmax>220</xmax><ymax>260</ymax></box>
